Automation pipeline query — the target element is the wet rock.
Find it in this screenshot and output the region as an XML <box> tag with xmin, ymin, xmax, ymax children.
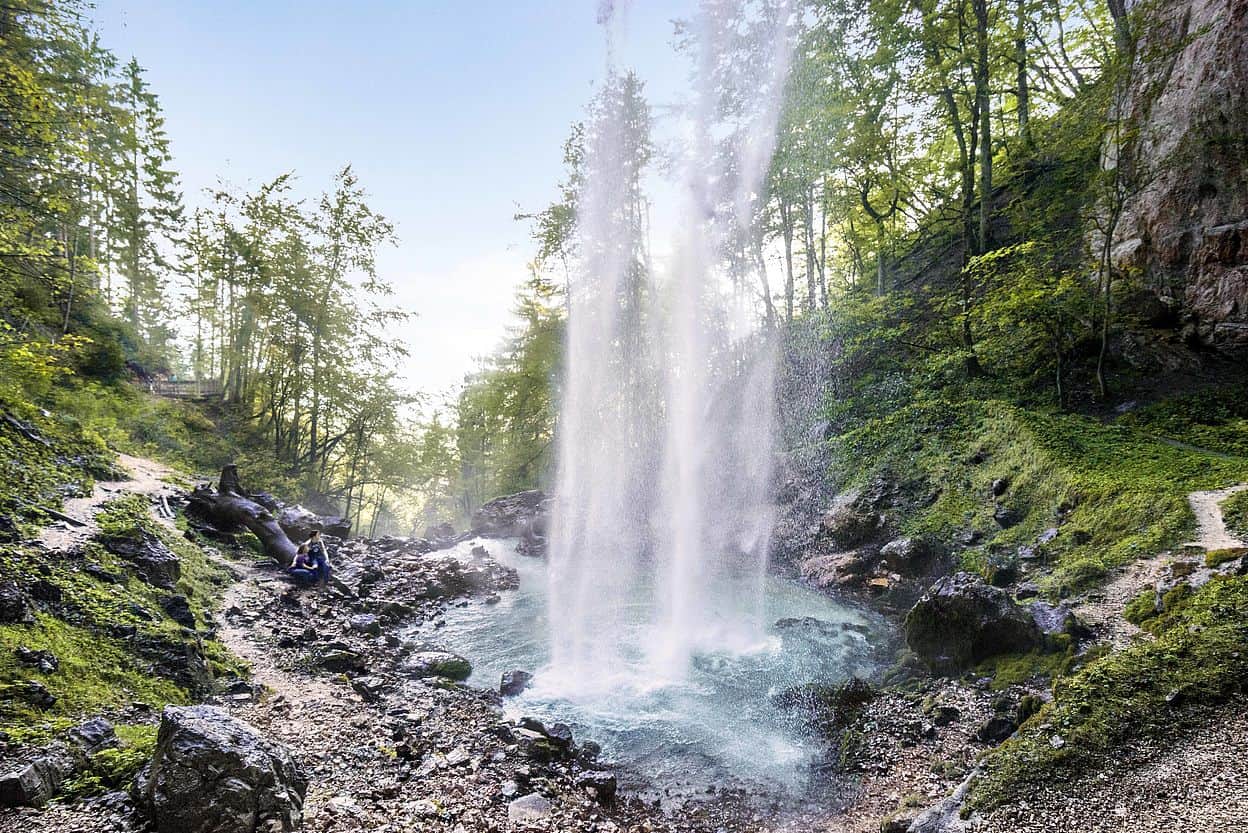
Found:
<box><xmin>820</xmin><ymin>490</ymin><xmax>883</xmax><ymax>548</ymax></box>
<box><xmin>0</xmin><ymin>581</ymin><xmax>33</xmax><ymax>624</ymax></box>
<box><xmin>400</xmin><ymin>650</ymin><xmax>471</xmax><ymax>681</ymax></box>
<box><xmin>0</xmin><ymin>514</ymin><xmax>17</xmax><ymax>543</ymax></box>
<box><xmin>500</xmin><ymin>669</ymin><xmax>533</xmax><ymax>697</ymax></box>
<box><xmin>880</xmin><ymin>536</ymin><xmax>932</xmax><ymax>573</ymax></box>
<box><xmin>575</xmin><ymin>769</ymin><xmax>617</xmax><ymax>803</ymax></box>
<box><xmin>799</xmin><ymin>549</ymin><xmax>876</xmax><ymax>589</ymax></box>
<box><xmin>134</xmin><ymin>705</ymin><xmax>307</xmax><ymax>833</ymax></box>
<box><xmin>507</xmin><ymin>792</ymin><xmax>551</xmax><ymax>824</ymax></box>
<box><xmin>0</xmin><ymin>746</ymin><xmax>75</xmax><ymax>807</ymax></box>
<box><xmin>68</xmin><ymin>717</ymin><xmax>118</xmax><ymax>756</ymax></box>
<box><xmin>15</xmin><ymin>646</ymin><xmax>59</xmax><ymax>673</ymax></box>
<box><xmin>160</xmin><ymin>594</ymin><xmax>196</xmax><ymax>629</ymax></box>
<box><xmin>904</xmin><ymin>572</ymin><xmax>1040</xmax><ymax>674</ymax></box>
<box><xmin>349</xmin><ymin>676</ymin><xmax>390</xmax><ymax>703</ymax></box>
<box><xmin>773</xmin><ymin>677</ymin><xmax>876</xmax><ymax>733</ymax></box>
<box><xmin>100</xmin><ymin>530</ymin><xmax>181</xmax><ymax>589</ymax></box>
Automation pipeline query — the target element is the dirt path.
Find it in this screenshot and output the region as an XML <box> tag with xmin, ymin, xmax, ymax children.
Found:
<box><xmin>37</xmin><ymin>453</ymin><xmax>181</xmax><ymax>551</ymax></box>
<box><xmin>1183</xmin><ymin>483</ymin><xmax>1248</xmax><ymax>550</ymax></box>
<box><xmin>1076</xmin><ymin>482</ymin><xmax>1247</xmax><ymax>649</ymax></box>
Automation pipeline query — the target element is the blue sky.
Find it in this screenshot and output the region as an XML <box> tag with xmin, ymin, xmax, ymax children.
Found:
<box><xmin>89</xmin><ymin>0</ymin><xmax>696</xmax><ymax>402</ymax></box>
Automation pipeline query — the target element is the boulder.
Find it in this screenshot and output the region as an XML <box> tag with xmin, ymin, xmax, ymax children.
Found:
<box><xmin>0</xmin><ymin>746</ymin><xmax>75</xmax><ymax>807</ymax></box>
<box><xmin>799</xmin><ymin>549</ymin><xmax>875</xmax><ymax>589</ymax></box>
<box><xmin>100</xmin><ymin>530</ymin><xmax>181</xmax><ymax>589</ymax></box>
<box><xmin>134</xmin><ymin>705</ymin><xmax>307</xmax><ymax>833</ymax></box>
<box><xmin>904</xmin><ymin>572</ymin><xmax>1040</xmax><ymax>674</ymax></box>
<box><xmin>574</xmin><ymin>769</ymin><xmax>617</xmax><ymax>803</ymax></box>
<box><xmin>500</xmin><ymin>669</ymin><xmax>533</xmax><ymax>697</ymax></box>
<box><xmin>820</xmin><ymin>491</ymin><xmax>882</xmax><ymax>548</ymax></box>
<box><xmin>880</xmin><ymin>536</ymin><xmax>932</xmax><ymax>573</ymax></box>
<box><xmin>68</xmin><ymin>717</ymin><xmax>119</xmax><ymax>756</ymax></box>
<box><xmin>400</xmin><ymin>650</ymin><xmax>472</xmax><ymax>681</ymax></box>
<box><xmin>1029</xmin><ymin>601</ymin><xmax>1086</xmax><ymax>638</ymax></box>
<box><xmin>130</xmin><ymin>632</ymin><xmax>213</xmax><ymax>696</ymax></box>
<box><xmin>470</xmin><ymin>490</ymin><xmax>549</xmax><ymax>538</ymax></box>
<box><xmin>15</xmin><ymin>646</ymin><xmax>59</xmax><ymax>673</ymax></box>
<box><xmin>277</xmin><ymin>505</ymin><xmax>351</xmax><ymax>543</ymax></box>
<box><xmin>0</xmin><ymin>580</ymin><xmax>34</xmax><ymax>624</ymax></box>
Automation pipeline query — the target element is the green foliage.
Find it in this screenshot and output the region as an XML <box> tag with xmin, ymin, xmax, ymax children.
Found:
<box><xmin>61</xmin><ymin>724</ymin><xmax>157</xmax><ymax>798</ymax></box>
<box><xmin>968</xmin><ymin>575</ymin><xmax>1248</xmax><ymax>812</ymax></box>
<box><xmin>1119</xmin><ymin>391</ymin><xmax>1248</xmax><ymax>458</ymax></box>
<box><xmin>0</xmin><ymin>494</ymin><xmax>243</xmax><ymax>744</ymax></box>
<box><xmin>1222</xmin><ymin>491</ymin><xmax>1248</xmax><ymax>541</ymax></box>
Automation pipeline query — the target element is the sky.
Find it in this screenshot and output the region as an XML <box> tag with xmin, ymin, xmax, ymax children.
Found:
<box><xmin>88</xmin><ymin>0</ymin><xmax>697</xmax><ymax>405</ymax></box>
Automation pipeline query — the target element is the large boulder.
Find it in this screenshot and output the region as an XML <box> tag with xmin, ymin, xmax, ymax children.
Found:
<box><xmin>100</xmin><ymin>530</ymin><xmax>181</xmax><ymax>589</ymax></box>
<box><xmin>904</xmin><ymin>572</ymin><xmax>1040</xmax><ymax>674</ymax></box>
<box><xmin>820</xmin><ymin>490</ymin><xmax>883</xmax><ymax>548</ymax></box>
<box><xmin>470</xmin><ymin>490</ymin><xmax>550</xmax><ymax>539</ymax></box>
<box><xmin>0</xmin><ymin>746</ymin><xmax>75</xmax><ymax>807</ymax></box>
<box><xmin>134</xmin><ymin>706</ymin><xmax>307</xmax><ymax>833</ymax></box>
<box><xmin>276</xmin><ymin>504</ymin><xmax>351</xmax><ymax>543</ymax></box>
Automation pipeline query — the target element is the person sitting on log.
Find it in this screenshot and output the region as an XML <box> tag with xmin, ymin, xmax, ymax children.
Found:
<box><xmin>286</xmin><ymin>544</ymin><xmax>318</xmax><ymax>584</ymax></box>
<box><xmin>306</xmin><ymin>530</ymin><xmax>333</xmax><ymax>587</ymax></box>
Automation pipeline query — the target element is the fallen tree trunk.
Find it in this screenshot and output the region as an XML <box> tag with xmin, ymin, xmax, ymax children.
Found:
<box><xmin>186</xmin><ymin>465</ymin><xmax>298</xmax><ymax>567</ymax></box>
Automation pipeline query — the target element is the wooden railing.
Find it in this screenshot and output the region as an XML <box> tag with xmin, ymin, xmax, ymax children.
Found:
<box><xmin>150</xmin><ymin>379</ymin><xmax>224</xmax><ymax>399</ymax></box>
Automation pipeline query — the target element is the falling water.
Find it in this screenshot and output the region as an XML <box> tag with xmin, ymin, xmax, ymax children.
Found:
<box><xmin>547</xmin><ymin>0</ymin><xmax>795</xmax><ymax>692</ymax></box>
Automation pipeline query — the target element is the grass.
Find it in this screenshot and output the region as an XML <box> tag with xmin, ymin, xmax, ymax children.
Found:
<box><xmin>831</xmin><ymin>399</ymin><xmax>1248</xmax><ymax>597</ymax></box>
<box><xmin>0</xmin><ymin>495</ymin><xmax>245</xmax><ymax>747</ymax></box>
<box><xmin>966</xmin><ymin>574</ymin><xmax>1248</xmax><ymax>812</ymax></box>
<box><xmin>1222</xmin><ymin>490</ymin><xmax>1248</xmax><ymax>541</ymax></box>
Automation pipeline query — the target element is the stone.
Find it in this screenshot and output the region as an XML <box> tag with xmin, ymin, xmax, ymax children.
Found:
<box><xmin>1029</xmin><ymin>601</ymin><xmax>1087</xmax><ymax>638</ymax></box>
<box><xmin>15</xmin><ymin>646</ymin><xmax>58</xmax><ymax>673</ymax></box>
<box><xmin>992</xmin><ymin>504</ymin><xmax>1021</xmax><ymax>529</ymax></box>
<box><xmin>904</xmin><ymin>572</ymin><xmax>1041</xmax><ymax>674</ymax></box>
<box><xmin>0</xmin><ymin>747</ymin><xmax>75</xmax><ymax>807</ymax></box>
<box><xmin>348</xmin><ymin>613</ymin><xmax>382</xmax><ymax>636</ymax></box>
<box><xmin>500</xmin><ymin>669</ymin><xmax>533</xmax><ymax>697</ymax></box>
<box><xmin>68</xmin><ymin>717</ymin><xmax>118</xmax><ymax>756</ymax></box>
<box><xmin>400</xmin><ymin>650</ymin><xmax>471</xmax><ymax>681</ymax></box>
<box><xmin>320</xmin><ymin>648</ymin><xmax>368</xmax><ymax>675</ymax></box>
<box><xmin>820</xmin><ymin>490</ymin><xmax>882</xmax><ymax>548</ymax></box>
<box><xmin>991</xmin><ymin>477</ymin><xmax>1010</xmax><ymax>497</ymax></box>
<box><xmin>976</xmin><ymin>715</ymin><xmax>1018</xmax><ymax>745</ymax></box>
<box><xmin>574</xmin><ymin>770</ymin><xmax>617</xmax><ymax>803</ymax></box>
<box><xmin>277</xmin><ymin>505</ymin><xmax>351</xmax><ymax>543</ymax></box>
<box><xmin>134</xmin><ymin>705</ymin><xmax>307</xmax><ymax>833</ymax></box>
<box><xmin>160</xmin><ymin>594</ymin><xmax>196</xmax><ymax>629</ymax></box>
<box><xmin>507</xmin><ymin>792</ymin><xmax>552</xmax><ymax>825</ymax></box>
<box><xmin>100</xmin><ymin>530</ymin><xmax>181</xmax><ymax>588</ymax></box>
<box><xmin>880</xmin><ymin>536</ymin><xmax>932</xmax><ymax>573</ymax></box>
<box><xmin>471</xmin><ymin>490</ymin><xmax>549</xmax><ymax>538</ymax></box>
<box><xmin>0</xmin><ymin>581</ymin><xmax>33</xmax><ymax>624</ymax></box>
<box><xmin>18</xmin><ymin>680</ymin><xmax>56</xmax><ymax>710</ymax></box>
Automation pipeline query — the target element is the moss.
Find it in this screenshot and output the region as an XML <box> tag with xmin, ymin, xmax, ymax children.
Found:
<box><xmin>1123</xmin><ymin>589</ymin><xmax>1158</xmax><ymax>625</ymax></box>
<box><xmin>0</xmin><ymin>494</ymin><xmax>246</xmax><ymax>745</ymax></box>
<box><xmin>830</xmin><ymin>399</ymin><xmax>1248</xmax><ymax>597</ymax></box>
<box><xmin>967</xmin><ymin>575</ymin><xmax>1248</xmax><ymax>813</ymax></box>
<box><xmin>60</xmin><ymin>723</ymin><xmax>157</xmax><ymax>798</ymax></box>
<box><xmin>1206</xmin><ymin>547</ymin><xmax>1247</xmax><ymax>568</ymax></box>
<box><xmin>1222</xmin><ymin>490</ymin><xmax>1248</xmax><ymax>541</ymax></box>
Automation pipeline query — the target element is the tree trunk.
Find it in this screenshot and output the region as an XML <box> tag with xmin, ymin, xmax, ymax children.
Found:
<box><xmin>186</xmin><ymin>465</ymin><xmax>298</xmax><ymax>566</ymax></box>
<box><xmin>779</xmin><ymin>198</ymin><xmax>796</xmax><ymax>322</ymax></box>
<box><xmin>973</xmin><ymin>0</ymin><xmax>994</xmax><ymax>253</ymax></box>
<box><xmin>1016</xmin><ymin>0</ymin><xmax>1030</xmax><ymax>144</ymax></box>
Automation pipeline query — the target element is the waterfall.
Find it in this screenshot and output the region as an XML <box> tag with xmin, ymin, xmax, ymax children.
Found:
<box><xmin>547</xmin><ymin>0</ymin><xmax>794</xmax><ymax>693</ymax></box>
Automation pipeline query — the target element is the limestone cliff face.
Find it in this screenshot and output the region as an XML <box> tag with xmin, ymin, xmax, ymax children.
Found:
<box><xmin>1114</xmin><ymin>0</ymin><xmax>1248</xmax><ymax>354</ymax></box>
